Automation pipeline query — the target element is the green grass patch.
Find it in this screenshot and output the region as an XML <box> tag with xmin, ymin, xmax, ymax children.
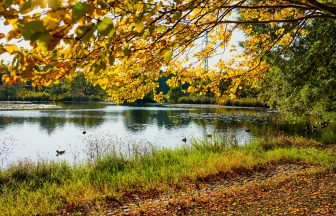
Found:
<box><xmin>177</xmin><ymin>96</ymin><xmax>216</xmax><ymax>104</ymax></box>
<box><xmin>175</xmin><ymin>96</ymin><xmax>267</xmax><ymax>107</ymax></box>
<box><xmin>0</xmin><ymin>136</ymin><xmax>335</xmax><ymax>215</ymax></box>
<box><xmin>219</xmin><ymin>97</ymin><xmax>268</xmax><ymax>107</ymax></box>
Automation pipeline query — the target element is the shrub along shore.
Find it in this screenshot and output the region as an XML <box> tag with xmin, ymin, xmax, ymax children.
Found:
<box><xmin>177</xmin><ymin>96</ymin><xmax>268</xmax><ymax>107</ymax></box>
<box><xmin>0</xmin><ymin>135</ymin><xmax>335</xmax><ymax>215</ymax></box>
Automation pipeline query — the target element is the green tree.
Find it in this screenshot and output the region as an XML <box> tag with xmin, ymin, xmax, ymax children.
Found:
<box><xmin>260</xmin><ymin>20</ymin><xmax>336</xmax><ymax>115</ymax></box>
<box><xmin>70</xmin><ymin>72</ymin><xmax>106</xmax><ymax>99</ymax></box>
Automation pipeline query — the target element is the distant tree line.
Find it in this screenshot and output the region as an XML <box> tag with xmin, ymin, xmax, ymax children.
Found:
<box><xmin>0</xmin><ymin>72</ymin><xmax>106</xmax><ymax>102</ymax></box>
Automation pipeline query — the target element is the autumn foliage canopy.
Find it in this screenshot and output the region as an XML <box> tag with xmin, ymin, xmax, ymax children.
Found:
<box><xmin>0</xmin><ymin>0</ymin><xmax>335</xmax><ymax>102</ymax></box>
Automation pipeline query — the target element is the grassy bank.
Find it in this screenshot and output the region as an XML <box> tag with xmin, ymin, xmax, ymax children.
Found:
<box><xmin>177</xmin><ymin>96</ymin><xmax>217</xmax><ymax>104</ymax></box>
<box><xmin>176</xmin><ymin>96</ymin><xmax>268</xmax><ymax>107</ymax></box>
<box><xmin>0</xmin><ymin>135</ymin><xmax>335</xmax><ymax>215</ymax></box>
<box><xmin>220</xmin><ymin>97</ymin><xmax>268</xmax><ymax>107</ymax></box>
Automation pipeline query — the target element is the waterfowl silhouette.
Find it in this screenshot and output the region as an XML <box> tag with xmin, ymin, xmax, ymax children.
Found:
<box><xmin>207</xmin><ymin>134</ymin><xmax>212</xmax><ymax>138</ymax></box>
<box><xmin>182</xmin><ymin>138</ymin><xmax>187</xmax><ymax>143</ymax></box>
<box><xmin>82</xmin><ymin>130</ymin><xmax>86</xmax><ymax>134</ymax></box>
<box><xmin>305</xmin><ymin>125</ymin><xmax>317</xmax><ymax>133</ymax></box>
<box><xmin>56</xmin><ymin>150</ymin><xmax>65</xmax><ymax>156</ymax></box>
<box><xmin>304</xmin><ymin>126</ymin><xmax>310</xmax><ymax>133</ymax></box>
<box><xmin>321</xmin><ymin>121</ymin><xmax>329</xmax><ymax>128</ymax></box>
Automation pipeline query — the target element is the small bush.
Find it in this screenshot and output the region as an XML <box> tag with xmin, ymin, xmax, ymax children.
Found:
<box><xmin>219</xmin><ymin>97</ymin><xmax>267</xmax><ymax>107</ymax></box>
<box><xmin>0</xmin><ymin>85</ymin><xmax>21</xmax><ymax>100</ymax></box>
<box><xmin>178</xmin><ymin>96</ymin><xmax>216</xmax><ymax>104</ymax></box>
<box><xmin>71</xmin><ymin>93</ymin><xmax>90</xmax><ymax>102</ymax></box>
<box><xmin>52</xmin><ymin>93</ymin><xmax>103</xmax><ymax>102</ymax></box>
<box><xmin>17</xmin><ymin>90</ymin><xmax>50</xmax><ymax>101</ymax></box>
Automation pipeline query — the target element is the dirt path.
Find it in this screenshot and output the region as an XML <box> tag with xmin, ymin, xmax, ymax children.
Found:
<box><xmin>87</xmin><ymin>163</ymin><xmax>335</xmax><ymax>215</ymax></box>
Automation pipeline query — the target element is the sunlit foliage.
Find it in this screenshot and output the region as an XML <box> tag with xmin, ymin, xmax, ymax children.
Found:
<box><xmin>0</xmin><ymin>0</ymin><xmax>335</xmax><ymax>102</ymax></box>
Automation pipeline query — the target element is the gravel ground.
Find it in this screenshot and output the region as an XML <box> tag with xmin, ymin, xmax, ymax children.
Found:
<box><xmin>62</xmin><ymin>162</ymin><xmax>335</xmax><ymax>215</ymax></box>
<box><xmin>106</xmin><ymin>165</ymin><xmax>335</xmax><ymax>216</ymax></box>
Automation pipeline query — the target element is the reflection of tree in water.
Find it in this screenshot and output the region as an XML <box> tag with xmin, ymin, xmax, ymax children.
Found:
<box><xmin>155</xmin><ymin>110</ymin><xmax>192</xmax><ymax>129</ymax></box>
<box><xmin>0</xmin><ymin>111</ymin><xmax>107</xmax><ymax>135</ymax></box>
<box><xmin>122</xmin><ymin>109</ymin><xmax>194</xmax><ymax>131</ymax></box>
<box><xmin>206</xmin><ymin>112</ymin><xmax>336</xmax><ymax>144</ymax></box>
<box><xmin>0</xmin><ymin>116</ymin><xmax>17</xmax><ymax>129</ymax></box>
<box><xmin>122</xmin><ymin>109</ymin><xmax>152</xmax><ymax>132</ymax></box>
<box><xmin>213</xmin><ymin>121</ymin><xmax>245</xmax><ymax>132</ymax></box>
<box><xmin>155</xmin><ymin>110</ymin><xmax>171</xmax><ymax>129</ymax></box>
<box><xmin>247</xmin><ymin>116</ymin><xmax>336</xmax><ymax>144</ymax></box>
<box><xmin>68</xmin><ymin>111</ymin><xmax>106</xmax><ymax>129</ymax></box>
<box><xmin>1</xmin><ymin>106</ymin><xmax>335</xmax><ymax>143</ymax></box>
<box><xmin>36</xmin><ymin>110</ymin><xmax>106</xmax><ymax>134</ymax></box>
<box><xmin>189</xmin><ymin>109</ymin><xmax>266</xmax><ymax>138</ymax></box>
<box><xmin>38</xmin><ymin>116</ymin><xmax>64</xmax><ymax>135</ymax></box>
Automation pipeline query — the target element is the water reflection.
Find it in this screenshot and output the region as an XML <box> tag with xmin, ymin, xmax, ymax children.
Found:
<box><xmin>0</xmin><ymin>103</ymin><xmax>335</xmax><ymax>168</ymax></box>
<box><xmin>122</xmin><ymin>109</ymin><xmax>152</xmax><ymax>132</ymax></box>
<box><xmin>0</xmin><ymin>110</ymin><xmax>107</xmax><ymax>134</ymax></box>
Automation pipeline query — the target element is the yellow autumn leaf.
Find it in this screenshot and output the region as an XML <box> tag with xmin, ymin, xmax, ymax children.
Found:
<box><xmin>5</xmin><ymin>44</ymin><xmax>18</xmax><ymax>54</ymax></box>
<box><xmin>44</xmin><ymin>79</ymin><xmax>52</xmax><ymax>87</ymax></box>
<box><xmin>7</xmin><ymin>19</ymin><xmax>18</xmax><ymax>25</ymax></box>
<box><xmin>135</xmin><ymin>22</ymin><xmax>145</xmax><ymax>33</ymax></box>
<box><xmin>1</xmin><ymin>74</ymin><xmax>8</xmax><ymax>82</ymax></box>
<box><xmin>275</xmin><ymin>28</ymin><xmax>285</xmax><ymax>35</ymax></box>
<box><xmin>163</xmin><ymin>50</ymin><xmax>174</xmax><ymax>62</ymax></box>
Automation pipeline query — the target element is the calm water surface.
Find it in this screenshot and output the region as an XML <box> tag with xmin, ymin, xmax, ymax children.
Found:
<box><xmin>0</xmin><ymin>102</ymin><xmax>335</xmax><ymax>168</ymax></box>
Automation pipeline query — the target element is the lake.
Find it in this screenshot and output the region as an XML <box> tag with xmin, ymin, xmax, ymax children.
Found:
<box><xmin>0</xmin><ymin>102</ymin><xmax>335</xmax><ymax>168</ymax></box>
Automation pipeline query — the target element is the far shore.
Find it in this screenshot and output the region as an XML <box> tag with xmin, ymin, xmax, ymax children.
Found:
<box><xmin>0</xmin><ymin>101</ymin><xmax>270</xmax><ymax>111</ymax></box>
<box><xmin>163</xmin><ymin>103</ymin><xmax>270</xmax><ymax>109</ymax></box>
<box><xmin>0</xmin><ymin>101</ymin><xmax>61</xmax><ymax>110</ymax></box>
